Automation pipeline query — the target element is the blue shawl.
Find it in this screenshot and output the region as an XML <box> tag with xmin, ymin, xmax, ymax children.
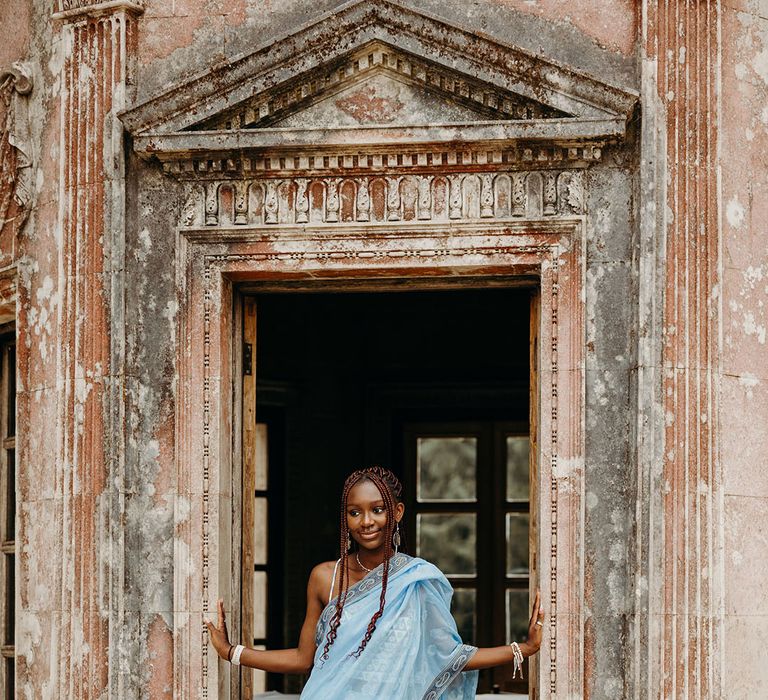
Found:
<box><xmin>301</xmin><ymin>554</ymin><xmax>479</xmax><ymax>700</ymax></box>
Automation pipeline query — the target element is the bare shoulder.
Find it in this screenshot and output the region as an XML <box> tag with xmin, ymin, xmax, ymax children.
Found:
<box><xmin>307</xmin><ymin>560</ymin><xmax>337</xmax><ymax>596</ymax></box>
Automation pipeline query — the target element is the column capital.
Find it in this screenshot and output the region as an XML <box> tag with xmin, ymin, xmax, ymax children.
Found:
<box><xmin>52</xmin><ymin>0</ymin><xmax>144</xmax><ymax>21</ymax></box>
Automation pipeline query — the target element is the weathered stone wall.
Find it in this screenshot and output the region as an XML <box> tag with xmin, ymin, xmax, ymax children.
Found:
<box><xmin>1</xmin><ymin>0</ymin><xmax>765</xmax><ymax>699</ymax></box>
<box><xmin>719</xmin><ymin>1</ymin><xmax>768</xmax><ymax>695</ymax></box>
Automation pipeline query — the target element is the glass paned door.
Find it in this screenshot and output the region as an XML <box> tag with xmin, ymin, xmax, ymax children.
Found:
<box><xmin>405</xmin><ymin>422</ymin><xmax>532</xmax><ymax>694</ymax></box>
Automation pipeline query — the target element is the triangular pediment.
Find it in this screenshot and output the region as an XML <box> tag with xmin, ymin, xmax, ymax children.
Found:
<box><xmin>121</xmin><ymin>1</ymin><xmax>635</xmax><ymax>136</ymax></box>
<box><xmin>121</xmin><ymin>0</ymin><xmax>637</xmax><ymax>165</ymax></box>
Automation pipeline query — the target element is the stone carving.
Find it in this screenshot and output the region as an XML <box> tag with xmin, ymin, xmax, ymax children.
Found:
<box><xmin>57</xmin><ymin>0</ymin><xmax>144</xmax><ymax>12</ymax></box>
<box><xmin>264</xmin><ymin>181</ymin><xmax>279</xmax><ymax>224</ymax></box>
<box><xmin>480</xmin><ymin>174</ymin><xmax>494</xmax><ymax>218</ymax></box>
<box><xmin>417</xmin><ymin>176</ymin><xmax>432</xmax><ymax>220</ymax></box>
<box><xmin>0</xmin><ymin>62</ymin><xmax>33</xmax><ymax>235</ymax></box>
<box><xmin>324</xmin><ymin>178</ymin><xmax>340</xmax><ymax>223</ymax></box>
<box><xmin>234</xmin><ymin>181</ymin><xmax>248</xmax><ymax>225</ymax></box>
<box><xmin>295</xmin><ymin>178</ymin><xmax>309</xmax><ymax>224</ymax></box>
<box><xmin>565</xmin><ymin>171</ymin><xmax>584</xmax><ymax>214</ymax></box>
<box><xmin>448</xmin><ymin>175</ymin><xmax>463</xmax><ymax>219</ymax></box>
<box><xmin>386</xmin><ymin>176</ymin><xmax>402</xmax><ymax>221</ymax></box>
<box><xmin>511</xmin><ymin>173</ymin><xmax>526</xmax><ymax>217</ymax></box>
<box><xmin>195</xmin><ymin>169</ymin><xmax>585</xmax><ymax>227</ymax></box>
<box><xmin>543</xmin><ymin>173</ymin><xmax>557</xmax><ymax>216</ymax></box>
<box><xmin>204</xmin><ymin>184</ymin><xmax>218</xmax><ymax>225</ymax></box>
<box><xmin>355</xmin><ymin>178</ymin><xmax>370</xmax><ymax>222</ymax></box>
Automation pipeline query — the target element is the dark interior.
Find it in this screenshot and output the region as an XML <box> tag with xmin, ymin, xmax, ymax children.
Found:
<box><xmin>253</xmin><ymin>286</ymin><xmax>531</xmax><ymax>693</ymax></box>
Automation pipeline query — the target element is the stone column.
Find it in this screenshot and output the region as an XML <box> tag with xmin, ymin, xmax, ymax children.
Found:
<box><xmin>17</xmin><ymin>2</ymin><xmax>141</xmax><ymax>697</ymax></box>
<box><xmin>638</xmin><ymin>3</ymin><xmax>723</xmax><ymax>698</ymax></box>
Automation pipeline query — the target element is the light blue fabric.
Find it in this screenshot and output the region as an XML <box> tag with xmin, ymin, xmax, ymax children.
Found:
<box><xmin>301</xmin><ymin>554</ymin><xmax>479</xmax><ymax>700</ymax></box>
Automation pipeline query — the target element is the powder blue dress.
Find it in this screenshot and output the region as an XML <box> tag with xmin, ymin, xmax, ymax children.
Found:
<box><xmin>301</xmin><ymin>554</ymin><xmax>479</xmax><ymax>700</ymax></box>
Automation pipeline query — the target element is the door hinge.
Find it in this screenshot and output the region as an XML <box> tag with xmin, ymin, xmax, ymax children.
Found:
<box><xmin>243</xmin><ymin>342</ymin><xmax>253</xmax><ymax>375</ymax></box>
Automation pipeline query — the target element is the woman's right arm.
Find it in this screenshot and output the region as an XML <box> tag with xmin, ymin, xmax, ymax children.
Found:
<box><xmin>206</xmin><ymin>563</ymin><xmax>329</xmax><ymax>675</ymax></box>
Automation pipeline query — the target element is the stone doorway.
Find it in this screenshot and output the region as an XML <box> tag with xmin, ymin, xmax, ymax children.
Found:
<box><xmin>170</xmin><ymin>218</ymin><xmax>585</xmax><ymax>698</ymax></box>
<box><xmin>240</xmin><ymin>286</ymin><xmax>533</xmax><ymax>696</ymax></box>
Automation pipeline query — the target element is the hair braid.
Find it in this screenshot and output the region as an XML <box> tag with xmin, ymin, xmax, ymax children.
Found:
<box><xmin>321</xmin><ymin>466</ymin><xmax>403</xmax><ymax>661</ymax></box>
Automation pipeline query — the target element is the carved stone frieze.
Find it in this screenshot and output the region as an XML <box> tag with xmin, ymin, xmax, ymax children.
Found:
<box><xmin>180</xmin><ymin>169</ymin><xmax>586</xmax><ymax>228</ymax></box>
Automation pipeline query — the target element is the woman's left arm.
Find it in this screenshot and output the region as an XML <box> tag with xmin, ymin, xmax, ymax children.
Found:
<box><xmin>463</xmin><ymin>590</ymin><xmax>544</xmax><ymax>671</ymax></box>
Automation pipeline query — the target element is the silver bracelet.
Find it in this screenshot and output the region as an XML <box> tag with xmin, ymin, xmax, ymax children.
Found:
<box><xmin>509</xmin><ymin>641</ymin><xmax>524</xmax><ymax>679</ymax></box>
<box><xmin>231</xmin><ymin>644</ymin><xmax>245</xmax><ymax>666</ymax></box>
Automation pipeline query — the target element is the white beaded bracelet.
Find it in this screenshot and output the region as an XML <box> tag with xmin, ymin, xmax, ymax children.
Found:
<box><xmin>231</xmin><ymin>644</ymin><xmax>245</xmax><ymax>666</ymax></box>
<box><xmin>509</xmin><ymin>641</ymin><xmax>524</xmax><ymax>679</ymax></box>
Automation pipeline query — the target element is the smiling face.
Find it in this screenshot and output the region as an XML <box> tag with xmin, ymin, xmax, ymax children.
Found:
<box><xmin>346</xmin><ymin>478</ymin><xmax>404</xmax><ymax>552</ymax></box>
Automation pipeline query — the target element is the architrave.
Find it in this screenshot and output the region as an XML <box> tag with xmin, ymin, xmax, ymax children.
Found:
<box><xmin>173</xmin><ymin>220</ymin><xmax>585</xmax><ymax>699</ymax></box>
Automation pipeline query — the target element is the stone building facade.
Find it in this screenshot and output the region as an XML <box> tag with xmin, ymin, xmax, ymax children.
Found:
<box><xmin>0</xmin><ymin>0</ymin><xmax>766</xmax><ymax>698</ymax></box>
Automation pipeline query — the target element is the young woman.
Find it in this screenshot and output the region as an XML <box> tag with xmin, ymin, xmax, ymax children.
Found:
<box><xmin>207</xmin><ymin>466</ymin><xmax>544</xmax><ymax>698</ymax></box>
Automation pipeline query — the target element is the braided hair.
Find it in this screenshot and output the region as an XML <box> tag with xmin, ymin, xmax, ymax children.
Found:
<box><xmin>321</xmin><ymin>467</ymin><xmax>404</xmax><ymax>660</ymax></box>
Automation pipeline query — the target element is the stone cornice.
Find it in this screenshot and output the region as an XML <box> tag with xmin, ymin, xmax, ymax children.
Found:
<box><xmin>52</xmin><ymin>0</ymin><xmax>144</xmax><ymax>21</ymax></box>
<box><xmin>136</xmin><ymin>118</ymin><xmax>623</xmax><ymax>157</ymax></box>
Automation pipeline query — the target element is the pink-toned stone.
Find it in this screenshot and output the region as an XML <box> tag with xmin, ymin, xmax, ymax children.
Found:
<box><xmin>721</xmin><ymin>374</ymin><xmax>768</xmax><ymax>498</ymax></box>
<box><xmin>724</xmin><ymin>615</ymin><xmax>768</xmax><ymax>696</ymax></box>
<box><xmin>499</xmin><ymin>0</ymin><xmax>638</xmax><ymax>55</ymax></box>
<box><xmin>724</xmin><ymin>495</ymin><xmax>768</xmax><ymax>615</ymax></box>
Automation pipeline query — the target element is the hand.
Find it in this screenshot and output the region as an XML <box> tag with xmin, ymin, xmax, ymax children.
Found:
<box><xmin>520</xmin><ymin>589</ymin><xmax>544</xmax><ymax>657</ymax></box>
<box><xmin>206</xmin><ymin>599</ymin><xmax>232</xmax><ymax>660</ymax></box>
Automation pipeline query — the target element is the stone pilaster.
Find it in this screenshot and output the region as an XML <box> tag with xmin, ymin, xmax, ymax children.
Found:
<box><xmin>638</xmin><ymin>2</ymin><xmax>723</xmax><ymax>698</ymax></box>
<box><xmin>24</xmin><ymin>2</ymin><xmax>141</xmax><ymax>697</ymax></box>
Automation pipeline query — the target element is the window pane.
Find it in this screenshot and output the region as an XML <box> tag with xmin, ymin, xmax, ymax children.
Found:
<box><xmin>506</xmin><ymin>513</ymin><xmax>530</xmax><ymax>576</ymax></box>
<box><xmin>254</xmin><ymin>498</ymin><xmax>267</xmax><ymax>565</ymax></box>
<box><xmin>417</xmin><ymin>513</ymin><xmax>476</xmax><ymax>576</ymax></box>
<box><xmin>417</xmin><ymin>437</ymin><xmax>476</xmax><ymax>501</ymax></box>
<box><xmin>506</xmin><ymin>436</ymin><xmax>529</xmax><ymax>501</ymax></box>
<box><xmin>6</xmin><ymin>449</ymin><xmax>14</xmax><ymax>539</ymax></box>
<box><xmin>451</xmin><ymin>588</ymin><xmax>476</xmax><ymax>644</ymax></box>
<box><xmin>506</xmin><ymin>589</ymin><xmax>530</xmax><ymax>643</ymax></box>
<box><xmin>253</xmin><ymin>571</ymin><xmax>267</xmax><ymax>640</ymax></box>
<box><xmin>5</xmin><ymin>554</ymin><xmax>13</xmax><ymax>646</ymax></box>
<box><xmin>6</xmin><ymin>344</ymin><xmax>14</xmax><ymax>439</ymax></box>
<box><xmin>254</xmin><ymin>423</ymin><xmax>268</xmax><ymax>491</ymax></box>
<box><xmin>5</xmin><ymin>656</ymin><xmax>13</xmax><ymax>700</ymax></box>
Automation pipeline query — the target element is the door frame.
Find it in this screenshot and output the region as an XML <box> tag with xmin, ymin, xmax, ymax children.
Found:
<box><xmin>173</xmin><ymin>220</ymin><xmax>585</xmax><ymax>699</ymax></box>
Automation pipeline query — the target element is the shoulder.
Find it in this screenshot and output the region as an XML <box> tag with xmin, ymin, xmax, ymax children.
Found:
<box><xmin>307</xmin><ymin>560</ymin><xmax>337</xmax><ymax>594</ymax></box>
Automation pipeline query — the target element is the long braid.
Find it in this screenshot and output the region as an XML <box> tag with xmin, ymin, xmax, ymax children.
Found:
<box><xmin>321</xmin><ymin>467</ymin><xmax>403</xmax><ymax>661</ymax></box>
<box><xmin>321</xmin><ymin>476</ymin><xmax>356</xmax><ymax>660</ymax></box>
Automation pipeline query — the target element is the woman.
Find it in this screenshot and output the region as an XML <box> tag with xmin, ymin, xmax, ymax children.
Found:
<box><xmin>207</xmin><ymin>466</ymin><xmax>544</xmax><ymax>698</ymax></box>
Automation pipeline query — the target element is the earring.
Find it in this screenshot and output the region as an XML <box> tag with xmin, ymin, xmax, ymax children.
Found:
<box><xmin>347</xmin><ymin>532</ymin><xmax>352</xmax><ymax>552</ymax></box>
<box><xmin>392</xmin><ymin>523</ymin><xmax>401</xmax><ymax>554</ymax></box>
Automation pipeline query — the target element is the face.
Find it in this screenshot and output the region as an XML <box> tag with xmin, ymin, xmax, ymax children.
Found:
<box><xmin>346</xmin><ymin>479</ymin><xmax>404</xmax><ymax>552</ymax></box>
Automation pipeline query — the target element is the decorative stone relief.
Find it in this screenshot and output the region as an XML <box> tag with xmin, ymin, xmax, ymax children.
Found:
<box><xmin>180</xmin><ymin>169</ymin><xmax>586</xmax><ymax>228</ymax></box>
<box><xmin>0</xmin><ymin>62</ymin><xmax>33</xmax><ymax>235</ymax></box>
<box><xmin>55</xmin><ymin>0</ymin><xmax>144</xmax><ymax>13</ymax></box>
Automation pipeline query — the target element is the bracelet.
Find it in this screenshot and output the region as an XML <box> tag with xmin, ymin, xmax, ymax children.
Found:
<box><xmin>231</xmin><ymin>644</ymin><xmax>245</xmax><ymax>666</ymax></box>
<box><xmin>509</xmin><ymin>641</ymin><xmax>524</xmax><ymax>679</ymax></box>
<box><xmin>227</xmin><ymin>644</ymin><xmax>234</xmax><ymax>662</ymax></box>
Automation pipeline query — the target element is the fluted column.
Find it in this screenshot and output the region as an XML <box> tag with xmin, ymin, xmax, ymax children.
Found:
<box><xmin>638</xmin><ymin>3</ymin><xmax>723</xmax><ymax>698</ymax></box>
<box><xmin>26</xmin><ymin>2</ymin><xmax>141</xmax><ymax>697</ymax></box>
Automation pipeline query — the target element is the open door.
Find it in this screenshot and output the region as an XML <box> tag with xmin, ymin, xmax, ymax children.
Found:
<box><xmin>241</xmin><ymin>297</ymin><xmax>269</xmax><ymax>697</ymax></box>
